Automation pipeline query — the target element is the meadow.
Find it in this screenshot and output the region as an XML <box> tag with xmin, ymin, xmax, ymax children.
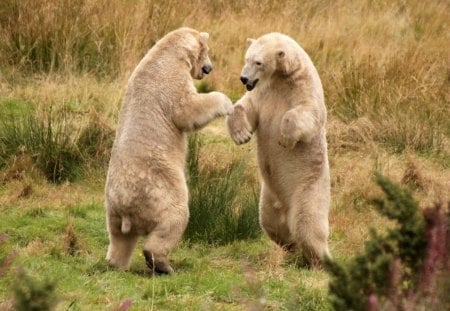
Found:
<box><xmin>0</xmin><ymin>0</ymin><xmax>449</xmax><ymax>310</ymax></box>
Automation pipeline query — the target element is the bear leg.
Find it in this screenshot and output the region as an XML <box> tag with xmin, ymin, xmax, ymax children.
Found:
<box><xmin>259</xmin><ymin>184</ymin><xmax>294</xmax><ymax>251</ymax></box>
<box><xmin>288</xmin><ymin>184</ymin><xmax>331</xmax><ymax>267</ymax></box>
<box><xmin>106</xmin><ymin>230</ymin><xmax>139</xmax><ymax>270</ymax></box>
<box><xmin>143</xmin><ymin>205</ymin><xmax>188</xmax><ymax>275</ymax></box>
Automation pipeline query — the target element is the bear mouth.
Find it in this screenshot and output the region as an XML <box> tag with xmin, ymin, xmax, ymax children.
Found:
<box><xmin>246</xmin><ymin>79</ymin><xmax>259</xmax><ymax>91</ymax></box>
<box><xmin>196</xmin><ymin>72</ymin><xmax>206</xmax><ymax>80</ymax></box>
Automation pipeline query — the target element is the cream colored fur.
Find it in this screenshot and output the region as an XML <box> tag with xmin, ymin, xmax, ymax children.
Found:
<box><xmin>105</xmin><ymin>27</ymin><xmax>233</xmax><ymax>274</ymax></box>
<box><xmin>227</xmin><ymin>33</ymin><xmax>331</xmax><ymax>265</ymax></box>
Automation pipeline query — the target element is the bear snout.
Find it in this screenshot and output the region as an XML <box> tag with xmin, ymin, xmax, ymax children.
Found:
<box><xmin>202</xmin><ymin>65</ymin><xmax>212</xmax><ymax>74</ymax></box>
<box><xmin>240</xmin><ymin>76</ymin><xmax>249</xmax><ymax>85</ymax></box>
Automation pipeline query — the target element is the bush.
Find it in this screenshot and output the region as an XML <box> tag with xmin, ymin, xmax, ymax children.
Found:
<box><xmin>12</xmin><ymin>270</ymin><xmax>57</xmax><ymax>311</ymax></box>
<box><xmin>184</xmin><ymin>134</ymin><xmax>260</xmax><ymax>245</ymax></box>
<box><xmin>325</xmin><ymin>174</ymin><xmax>450</xmax><ymax>311</ymax></box>
<box><xmin>0</xmin><ymin>101</ymin><xmax>113</xmax><ymax>183</ymax></box>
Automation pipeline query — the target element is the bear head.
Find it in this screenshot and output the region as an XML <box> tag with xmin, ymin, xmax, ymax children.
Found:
<box><xmin>240</xmin><ymin>33</ymin><xmax>302</xmax><ymax>91</ymax></box>
<box><xmin>169</xmin><ymin>27</ymin><xmax>213</xmax><ymax>80</ymax></box>
<box><xmin>190</xmin><ymin>31</ymin><xmax>213</xmax><ymax>80</ymax></box>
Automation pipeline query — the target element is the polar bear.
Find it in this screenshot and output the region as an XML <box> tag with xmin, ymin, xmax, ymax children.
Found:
<box><xmin>105</xmin><ymin>27</ymin><xmax>233</xmax><ymax>274</ymax></box>
<box><xmin>227</xmin><ymin>33</ymin><xmax>331</xmax><ymax>265</ymax></box>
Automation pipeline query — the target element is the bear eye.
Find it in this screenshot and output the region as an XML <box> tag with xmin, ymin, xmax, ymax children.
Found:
<box><xmin>255</xmin><ymin>61</ymin><xmax>262</xmax><ymax>66</ymax></box>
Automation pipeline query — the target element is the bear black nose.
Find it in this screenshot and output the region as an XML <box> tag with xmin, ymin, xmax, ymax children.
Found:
<box><xmin>240</xmin><ymin>76</ymin><xmax>248</xmax><ymax>85</ymax></box>
<box><xmin>202</xmin><ymin>65</ymin><xmax>212</xmax><ymax>74</ymax></box>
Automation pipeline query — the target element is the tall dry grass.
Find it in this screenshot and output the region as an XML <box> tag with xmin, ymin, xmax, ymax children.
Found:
<box><xmin>0</xmin><ymin>0</ymin><xmax>448</xmax><ymax>156</ymax></box>
<box><xmin>0</xmin><ymin>0</ymin><xmax>191</xmax><ymax>76</ymax></box>
<box><xmin>0</xmin><ymin>0</ymin><xmax>448</xmax><ymax>202</ymax></box>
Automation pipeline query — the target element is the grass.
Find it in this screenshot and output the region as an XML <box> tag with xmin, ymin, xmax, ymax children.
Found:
<box><xmin>0</xmin><ymin>201</ymin><xmax>329</xmax><ymax>310</ymax></box>
<box><xmin>185</xmin><ymin>134</ymin><xmax>260</xmax><ymax>245</ymax></box>
<box><xmin>0</xmin><ymin>0</ymin><xmax>449</xmax><ymax>309</ymax></box>
<box><xmin>0</xmin><ymin>99</ymin><xmax>113</xmax><ymax>183</ymax></box>
<box><xmin>0</xmin><ymin>102</ymin><xmax>83</xmax><ymax>182</ymax></box>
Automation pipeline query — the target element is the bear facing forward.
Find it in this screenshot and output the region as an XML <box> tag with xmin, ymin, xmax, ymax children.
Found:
<box><xmin>105</xmin><ymin>27</ymin><xmax>233</xmax><ymax>274</ymax></box>
<box><xmin>227</xmin><ymin>33</ymin><xmax>331</xmax><ymax>265</ymax></box>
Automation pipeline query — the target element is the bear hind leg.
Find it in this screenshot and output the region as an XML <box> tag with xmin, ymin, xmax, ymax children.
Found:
<box><xmin>297</xmin><ymin>227</ymin><xmax>330</xmax><ymax>268</ymax></box>
<box><xmin>288</xmin><ymin>183</ymin><xmax>331</xmax><ymax>267</ymax></box>
<box><xmin>259</xmin><ymin>185</ymin><xmax>294</xmax><ymax>251</ymax></box>
<box><xmin>143</xmin><ymin>206</ymin><xmax>188</xmax><ymax>275</ymax></box>
<box><xmin>106</xmin><ymin>231</ymin><xmax>139</xmax><ymax>270</ymax></box>
<box><xmin>288</xmin><ymin>195</ymin><xmax>330</xmax><ymax>267</ymax></box>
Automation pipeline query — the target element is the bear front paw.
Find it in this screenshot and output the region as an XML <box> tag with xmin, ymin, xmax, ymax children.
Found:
<box><xmin>222</xmin><ymin>98</ymin><xmax>234</xmax><ymax>116</ymax></box>
<box><xmin>231</xmin><ymin>126</ymin><xmax>252</xmax><ymax>145</ymax></box>
<box><xmin>279</xmin><ymin>112</ymin><xmax>301</xmax><ymax>149</ymax></box>
<box><xmin>227</xmin><ymin>105</ymin><xmax>253</xmax><ymax>145</ymax></box>
<box><xmin>213</xmin><ymin>92</ymin><xmax>233</xmax><ymax>116</ymax></box>
<box><xmin>279</xmin><ymin>133</ymin><xmax>298</xmax><ymax>149</ymax></box>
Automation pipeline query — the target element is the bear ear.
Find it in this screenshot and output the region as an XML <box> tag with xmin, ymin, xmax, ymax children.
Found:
<box><xmin>246</xmin><ymin>38</ymin><xmax>256</xmax><ymax>47</ymax></box>
<box><xmin>276</xmin><ymin>50</ymin><xmax>291</xmax><ymax>76</ymax></box>
<box><xmin>200</xmin><ymin>32</ymin><xmax>209</xmax><ymax>41</ymax></box>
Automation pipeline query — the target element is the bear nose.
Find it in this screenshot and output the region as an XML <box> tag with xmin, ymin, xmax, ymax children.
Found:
<box><xmin>202</xmin><ymin>65</ymin><xmax>212</xmax><ymax>74</ymax></box>
<box><xmin>240</xmin><ymin>76</ymin><xmax>248</xmax><ymax>85</ymax></box>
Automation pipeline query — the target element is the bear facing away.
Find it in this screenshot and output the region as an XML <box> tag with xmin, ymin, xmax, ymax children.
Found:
<box><xmin>105</xmin><ymin>27</ymin><xmax>233</xmax><ymax>274</ymax></box>
<box><xmin>227</xmin><ymin>33</ymin><xmax>331</xmax><ymax>265</ymax></box>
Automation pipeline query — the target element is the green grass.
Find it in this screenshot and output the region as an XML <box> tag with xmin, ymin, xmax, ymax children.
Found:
<box><xmin>0</xmin><ymin>99</ymin><xmax>33</xmax><ymax>117</ymax></box>
<box><xmin>0</xmin><ymin>102</ymin><xmax>82</xmax><ymax>182</ymax></box>
<box><xmin>0</xmin><ymin>99</ymin><xmax>113</xmax><ymax>183</ymax></box>
<box><xmin>0</xmin><ymin>134</ymin><xmax>328</xmax><ymax>310</ymax></box>
<box><xmin>185</xmin><ymin>135</ymin><xmax>260</xmax><ymax>245</ymax></box>
<box><xmin>0</xmin><ymin>201</ymin><xmax>329</xmax><ymax>310</ymax></box>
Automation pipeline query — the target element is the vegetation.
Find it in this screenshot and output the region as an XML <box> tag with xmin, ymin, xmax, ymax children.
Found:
<box><xmin>185</xmin><ymin>134</ymin><xmax>260</xmax><ymax>245</ymax></box>
<box><xmin>326</xmin><ymin>175</ymin><xmax>450</xmax><ymax>310</ymax></box>
<box><xmin>0</xmin><ymin>0</ymin><xmax>448</xmax><ymax>309</ymax></box>
<box><xmin>12</xmin><ymin>270</ymin><xmax>57</xmax><ymax>311</ymax></box>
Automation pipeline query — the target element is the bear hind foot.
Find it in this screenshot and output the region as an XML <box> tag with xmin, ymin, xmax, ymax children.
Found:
<box><xmin>143</xmin><ymin>250</ymin><xmax>174</xmax><ymax>275</ymax></box>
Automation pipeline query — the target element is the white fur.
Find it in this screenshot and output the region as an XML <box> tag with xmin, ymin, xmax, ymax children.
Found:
<box><xmin>227</xmin><ymin>33</ymin><xmax>331</xmax><ymax>265</ymax></box>
<box><xmin>105</xmin><ymin>27</ymin><xmax>232</xmax><ymax>273</ymax></box>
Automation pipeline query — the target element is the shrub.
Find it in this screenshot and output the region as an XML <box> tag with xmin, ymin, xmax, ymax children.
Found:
<box><xmin>325</xmin><ymin>174</ymin><xmax>450</xmax><ymax>311</ymax></box>
<box><xmin>184</xmin><ymin>134</ymin><xmax>260</xmax><ymax>245</ymax></box>
<box><xmin>12</xmin><ymin>270</ymin><xmax>57</xmax><ymax>311</ymax></box>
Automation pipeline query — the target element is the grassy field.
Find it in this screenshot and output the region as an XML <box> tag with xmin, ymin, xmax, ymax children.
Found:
<box><xmin>0</xmin><ymin>0</ymin><xmax>449</xmax><ymax>310</ymax></box>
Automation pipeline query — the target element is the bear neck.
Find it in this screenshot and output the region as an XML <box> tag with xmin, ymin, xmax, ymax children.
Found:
<box><xmin>269</xmin><ymin>68</ymin><xmax>310</xmax><ymax>91</ymax></box>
